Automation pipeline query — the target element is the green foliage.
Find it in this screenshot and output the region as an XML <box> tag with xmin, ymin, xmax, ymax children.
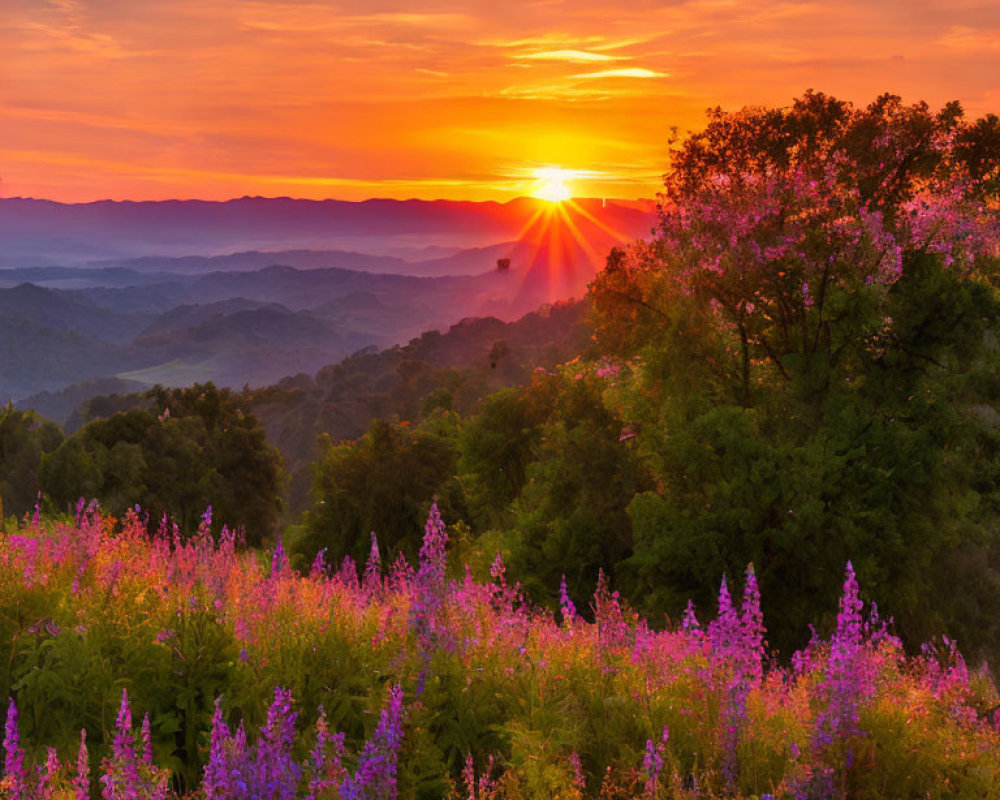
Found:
<box><xmin>40</xmin><ymin>384</ymin><xmax>283</xmax><ymax>545</ymax></box>
<box><xmin>503</xmin><ymin>371</ymin><xmax>651</xmax><ymax>606</ymax></box>
<box><xmin>577</xmin><ymin>93</ymin><xmax>1000</xmax><ymax>659</ymax></box>
<box><xmin>295</xmin><ymin>418</ymin><xmax>460</xmax><ymax>566</ymax></box>
<box><xmin>0</xmin><ymin>404</ymin><xmax>63</xmax><ymax>519</ymax></box>
<box><xmin>244</xmin><ymin>301</ymin><xmax>591</xmax><ymax>516</ymax></box>
<box><xmin>614</xmin><ymin>247</ymin><xmax>1000</xmax><ymax>656</ymax></box>
<box><xmin>457</xmin><ymin>387</ymin><xmax>552</xmax><ymax>530</ymax></box>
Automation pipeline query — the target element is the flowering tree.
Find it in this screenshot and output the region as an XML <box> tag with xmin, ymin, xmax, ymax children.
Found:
<box><xmin>594</xmin><ymin>92</ymin><xmax>998</xmax><ymax>401</ymax></box>
<box><xmin>595</xmin><ymin>92</ymin><xmax>1000</xmax><ymax>657</ymax></box>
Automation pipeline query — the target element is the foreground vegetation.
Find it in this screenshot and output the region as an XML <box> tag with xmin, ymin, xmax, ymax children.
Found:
<box><xmin>2</xmin><ymin>506</ymin><xmax>999</xmax><ymax>799</ymax></box>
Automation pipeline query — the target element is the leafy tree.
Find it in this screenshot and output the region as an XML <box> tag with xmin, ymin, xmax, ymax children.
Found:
<box><xmin>0</xmin><ymin>404</ymin><xmax>63</xmax><ymax>519</ymax></box>
<box><xmin>590</xmin><ymin>92</ymin><xmax>1000</xmax><ymax>657</ymax></box>
<box><xmin>456</xmin><ymin>386</ymin><xmax>553</xmax><ymax>531</ymax></box>
<box><xmin>504</xmin><ymin>370</ymin><xmax>652</xmax><ymax>605</ymax></box>
<box><xmin>41</xmin><ymin>384</ymin><xmax>283</xmax><ymax>545</ymax></box>
<box><xmin>295</xmin><ymin>418</ymin><xmax>460</xmax><ymax>566</ymax></box>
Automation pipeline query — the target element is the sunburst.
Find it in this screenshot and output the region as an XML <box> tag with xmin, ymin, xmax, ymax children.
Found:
<box><xmin>532</xmin><ymin>167</ymin><xmax>577</xmax><ymax>203</ymax></box>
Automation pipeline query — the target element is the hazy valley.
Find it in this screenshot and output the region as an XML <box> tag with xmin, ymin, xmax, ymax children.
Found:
<box><xmin>0</xmin><ymin>196</ymin><xmax>656</xmax><ymax>411</ymax></box>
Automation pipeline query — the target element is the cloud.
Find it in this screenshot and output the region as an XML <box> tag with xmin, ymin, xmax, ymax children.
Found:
<box><xmin>573</xmin><ymin>67</ymin><xmax>669</xmax><ymax>79</ymax></box>
<box><xmin>237</xmin><ymin>3</ymin><xmax>476</xmax><ymax>35</ymax></box>
<box><xmin>937</xmin><ymin>25</ymin><xmax>1000</xmax><ymax>53</ymax></box>
<box><xmin>514</xmin><ymin>49</ymin><xmax>626</xmax><ymax>63</ymax></box>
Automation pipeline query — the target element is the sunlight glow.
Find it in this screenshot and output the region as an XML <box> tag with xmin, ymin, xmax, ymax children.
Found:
<box><xmin>533</xmin><ymin>167</ymin><xmax>577</xmax><ymax>202</ymax></box>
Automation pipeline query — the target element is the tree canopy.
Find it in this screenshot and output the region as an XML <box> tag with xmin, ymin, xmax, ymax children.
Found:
<box><xmin>0</xmin><ymin>404</ymin><xmax>63</xmax><ymax>520</ymax></box>
<box><xmin>588</xmin><ymin>92</ymin><xmax>1000</xmax><ymax>656</ymax></box>
<box><xmin>41</xmin><ymin>384</ymin><xmax>284</xmax><ymax>545</ymax></box>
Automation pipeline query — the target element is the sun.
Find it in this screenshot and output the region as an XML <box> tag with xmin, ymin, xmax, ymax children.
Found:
<box><xmin>533</xmin><ymin>167</ymin><xmax>576</xmax><ymax>203</ymax></box>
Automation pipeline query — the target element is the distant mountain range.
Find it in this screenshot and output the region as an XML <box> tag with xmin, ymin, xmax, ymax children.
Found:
<box><xmin>0</xmin><ymin>196</ymin><xmax>655</xmax><ymax>264</ymax></box>
<box><xmin>2</xmin><ymin>195</ymin><xmax>656</xmax><ymax>412</ymax></box>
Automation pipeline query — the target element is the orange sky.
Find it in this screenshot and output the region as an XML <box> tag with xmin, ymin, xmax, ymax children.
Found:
<box><xmin>2</xmin><ymin>0</ymin><xmax>999</xmax><ymax>202</ymax></box>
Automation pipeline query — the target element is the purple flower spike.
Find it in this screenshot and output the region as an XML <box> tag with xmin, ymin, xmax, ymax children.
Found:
<box><xmin>740</xmin><ymin>564</ymin><xmax>765</xmax><ymax>686</ymax></box>
<box><xmin>642</xmin><ymin>726</ymin><xmax>669</xmax><ymax>799</ymax></box>
<box><xmin>339</xmin><ymin>685</ymin><xmax>406</xmax><ymax>800</ymax></box>
<box><xmin>681</xmin><ymin>600</ymin><xmax>701</xmax><ymax>636</ymax></box>
<box><xmin>100</xmin><ymin>688</ymin><xmax>141</xmax><ymax>800</ymax></box>
<box><xmin>203</xmin><ymin>699</ymin><xmax>231</xmax><ymax>797</ymax></box>
<box><xmin>74</xmin><ymin>729</ymin><xmax>90</xmax><ymax>800</ymax></box>
<box><xmin>307</xmin><ymin>707</ymin><xmax>346</xmax><ymax>799</ymax></box>
<box><xmin>141</xmin><ymin>713</ymin><xmax>153</xmax><ymax>766</ymax></box>
<box><xmin>40</xmin><ymin>747</ymin><xmax>59</xmax><ymax>800</ymax></box>
<box><xmin>363</xmin><ymin>532</ymin><xmax>382</xmax><ymax>596</ymax></box>
<box><xmin>114</xmin><ymin>688</ymin><xmax>133</xmax><ymax>758</ymax></box>
<box><xmin>706</xmin><ymin>567</ymin><xmax>767</xmax><ymax>794</ymax></box>
<box><xmin>4</xmin><ymin>698</ymin><xmax>28</xmax><ymax>800</ymax></box>
<box><xmin>272</xmin><ymin>537</ymin><xmax>290</xmax><ymax>577</ymax></box>
<box><xmin>462</xmin><ymin>753</ymin><xmax>476</xmax><ymax>800</ymax></box>
<box><xmin>254</xmin><ymin>686</ymin><xmax>301</xmax><ymax>800</ymax></box>
<box><xmin>417</xmin><ymin>503</ymin><xmax>448</xmax><ymax>595</ymax></box>
<box><xmin>206</xmin><ymin>688</ymin><xmax>302</xmax><ymax>800</ymax></box>
<box><xmin>807</xmin><ymin>561</ymin><xmax>875</xmax><ymax>798</ymax></box>
<box><xmin>559</xmin><ymin>574</ymin><xmax>577</xmax><ymax>624</ymax></box>
<box><xmin>310</xmin><ymin>548</ymin><xmax>328</xmax><ymax>580</ymax></box>
<box><xmin>412</xmin><ymin>505</ymin><xmax>454</xmax><ymax>692</ymax></box>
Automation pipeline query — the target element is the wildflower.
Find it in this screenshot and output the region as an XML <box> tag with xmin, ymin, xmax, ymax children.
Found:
<box><xmin>306</xmin><ymin>707</ymin><xmax>346</xmax><ymax>799</ymax></box>
<box><xmin>271</xmin><ymin>537</ymin><xmax>290</xmax><ymax>577</ymax></box>
<box><xmin>203</xmin><ymin>700</ymin><xmax>233</xmax><ymax>798</ymax></box>
<box><xmin>206</xmin><ymin>688</ymin><xmax>301</xmax><ymax>800</ymax></box>
<box><xmin>559</xmin><ymin>574</ymin><xmax>577</xmax><ymax>624</ymax></box>
<box><xmin>339</xmin><ymin>685</ymin><xmax>405</xmax><ymax>800</ymax></box>
<box><xmin>642</xmin><ymin>726</ymin><xmax>669</xmax><ymax>799</ymax></box>
<box><xmin>310</xmin><ymin>548</ymin><xmax>328</xmax><ymax>579</ymax></box>
<box><xmin>4</xmin><ymin>699</ymin><xmax>28</xmax><ymax>800</ymax></box>
<box><xmin>362</xmin><ymin>532</ymin><xmax>381</xmax><ymax>596</ymax></box>
<box><xmin>412</xmin><ymin>505</ymin><xmax>452</xmax><ymax>691</ymax></box>
<box><xmin>141</xmin><ymin>714</ymin><xmax>153</xmax><ymax>766</ymax></box>
<box><xmin>100</xmin><ymin>688</ymin><xmax>141</xmax><ymax>799</ymax></box>
<box><xmin>807</xmin><ymin>562</ymin><xmax>874</xmax><ymax>798</ymax></box>
<box><xmin>74</xmin><ymin>730</ymin><xmax>89</xmax><ymax>800</ymax></box>
<box><xmin>569</xmin><ymin>752</ymin><xmax>585</xmax><ymax>792</ymax></box>
<box><xmin>417</xmin><ymin>503</ymin><xmax>447</xmax><ymax>597</ymax></box>
<box><xmin>37</xmin><ymin>748</ymin><xmax>59</xmax><ymax>800</ymax></box>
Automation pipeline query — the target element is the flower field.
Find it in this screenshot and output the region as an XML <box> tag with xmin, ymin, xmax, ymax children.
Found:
<box><xmin>1</xmin><ymin>503</ymin><xmax>999</xmax><ymax>799</ymax></box>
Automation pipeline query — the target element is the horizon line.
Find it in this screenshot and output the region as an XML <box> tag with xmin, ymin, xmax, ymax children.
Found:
<box><xmin>0</xmin><ymin>193</ymin><xmax>656</xmax><ymax>206</ymax></box>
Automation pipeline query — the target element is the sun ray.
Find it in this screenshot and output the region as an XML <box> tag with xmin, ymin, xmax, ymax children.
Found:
<box><xmin>561</xmin><ymin>198</ymin><xmax>634</xmax><ymax>243</ymax></box>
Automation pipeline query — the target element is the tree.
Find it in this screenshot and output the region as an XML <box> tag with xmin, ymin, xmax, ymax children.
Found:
<box><xmin>456</xmin><ymin>386</ymin><xmax>551</xmax><ymax>531</ymax></box>
<box><xmin>590</xmin><ymin>92</ymin><xmax>1000</xmax><ymax>657</ymax></box>
<box><xmin>41</xmin><ymin>384</ymin><xmax>283</xmax><ymax>545</ymax></box>
<box><xmin>0</xmin><ymin>404</ymin><xmax>63</xmax><ymax>519</ymax></box>
<box><xmin>503</xmin><ymin>370</ymin><xmax>652</xmax><ymax>606</ymax></box>
<box><xmin>295</xmin><ymin>418</ymin><xmax>459</xmax><ymax>566</ymax></box>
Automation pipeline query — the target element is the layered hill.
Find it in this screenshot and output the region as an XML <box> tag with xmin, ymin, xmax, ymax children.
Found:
<box><xmin>2</xmin><ymin>197</ymin><xmax>655</xmax><ymax>405</ymax></box>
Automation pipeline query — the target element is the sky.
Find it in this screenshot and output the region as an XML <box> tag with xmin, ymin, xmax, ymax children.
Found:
<box><xmin>2</xmin><ymin>0</ymin><xmax>999</xmax><ymax>203</ymax></box>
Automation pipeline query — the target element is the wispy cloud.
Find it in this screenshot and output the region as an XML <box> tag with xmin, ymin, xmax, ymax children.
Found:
<box><xmin>574</xmin><ymin>68</ymin><xmax>669</xmax><ymax>79</ymax></box>
<box><xmin>238</xmin><ymin>4</ymin><xmax>476</xmax><ymax>34</ymax></box>
<box><xmin>514</xmin><ymin>49</ymin><xmax>626</xmax><ymax>63</ymax></box>
<box><xmin>937</xmin><ymin>25</ymin><xmax>1000</xmax><ymax>53</ymax></box>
